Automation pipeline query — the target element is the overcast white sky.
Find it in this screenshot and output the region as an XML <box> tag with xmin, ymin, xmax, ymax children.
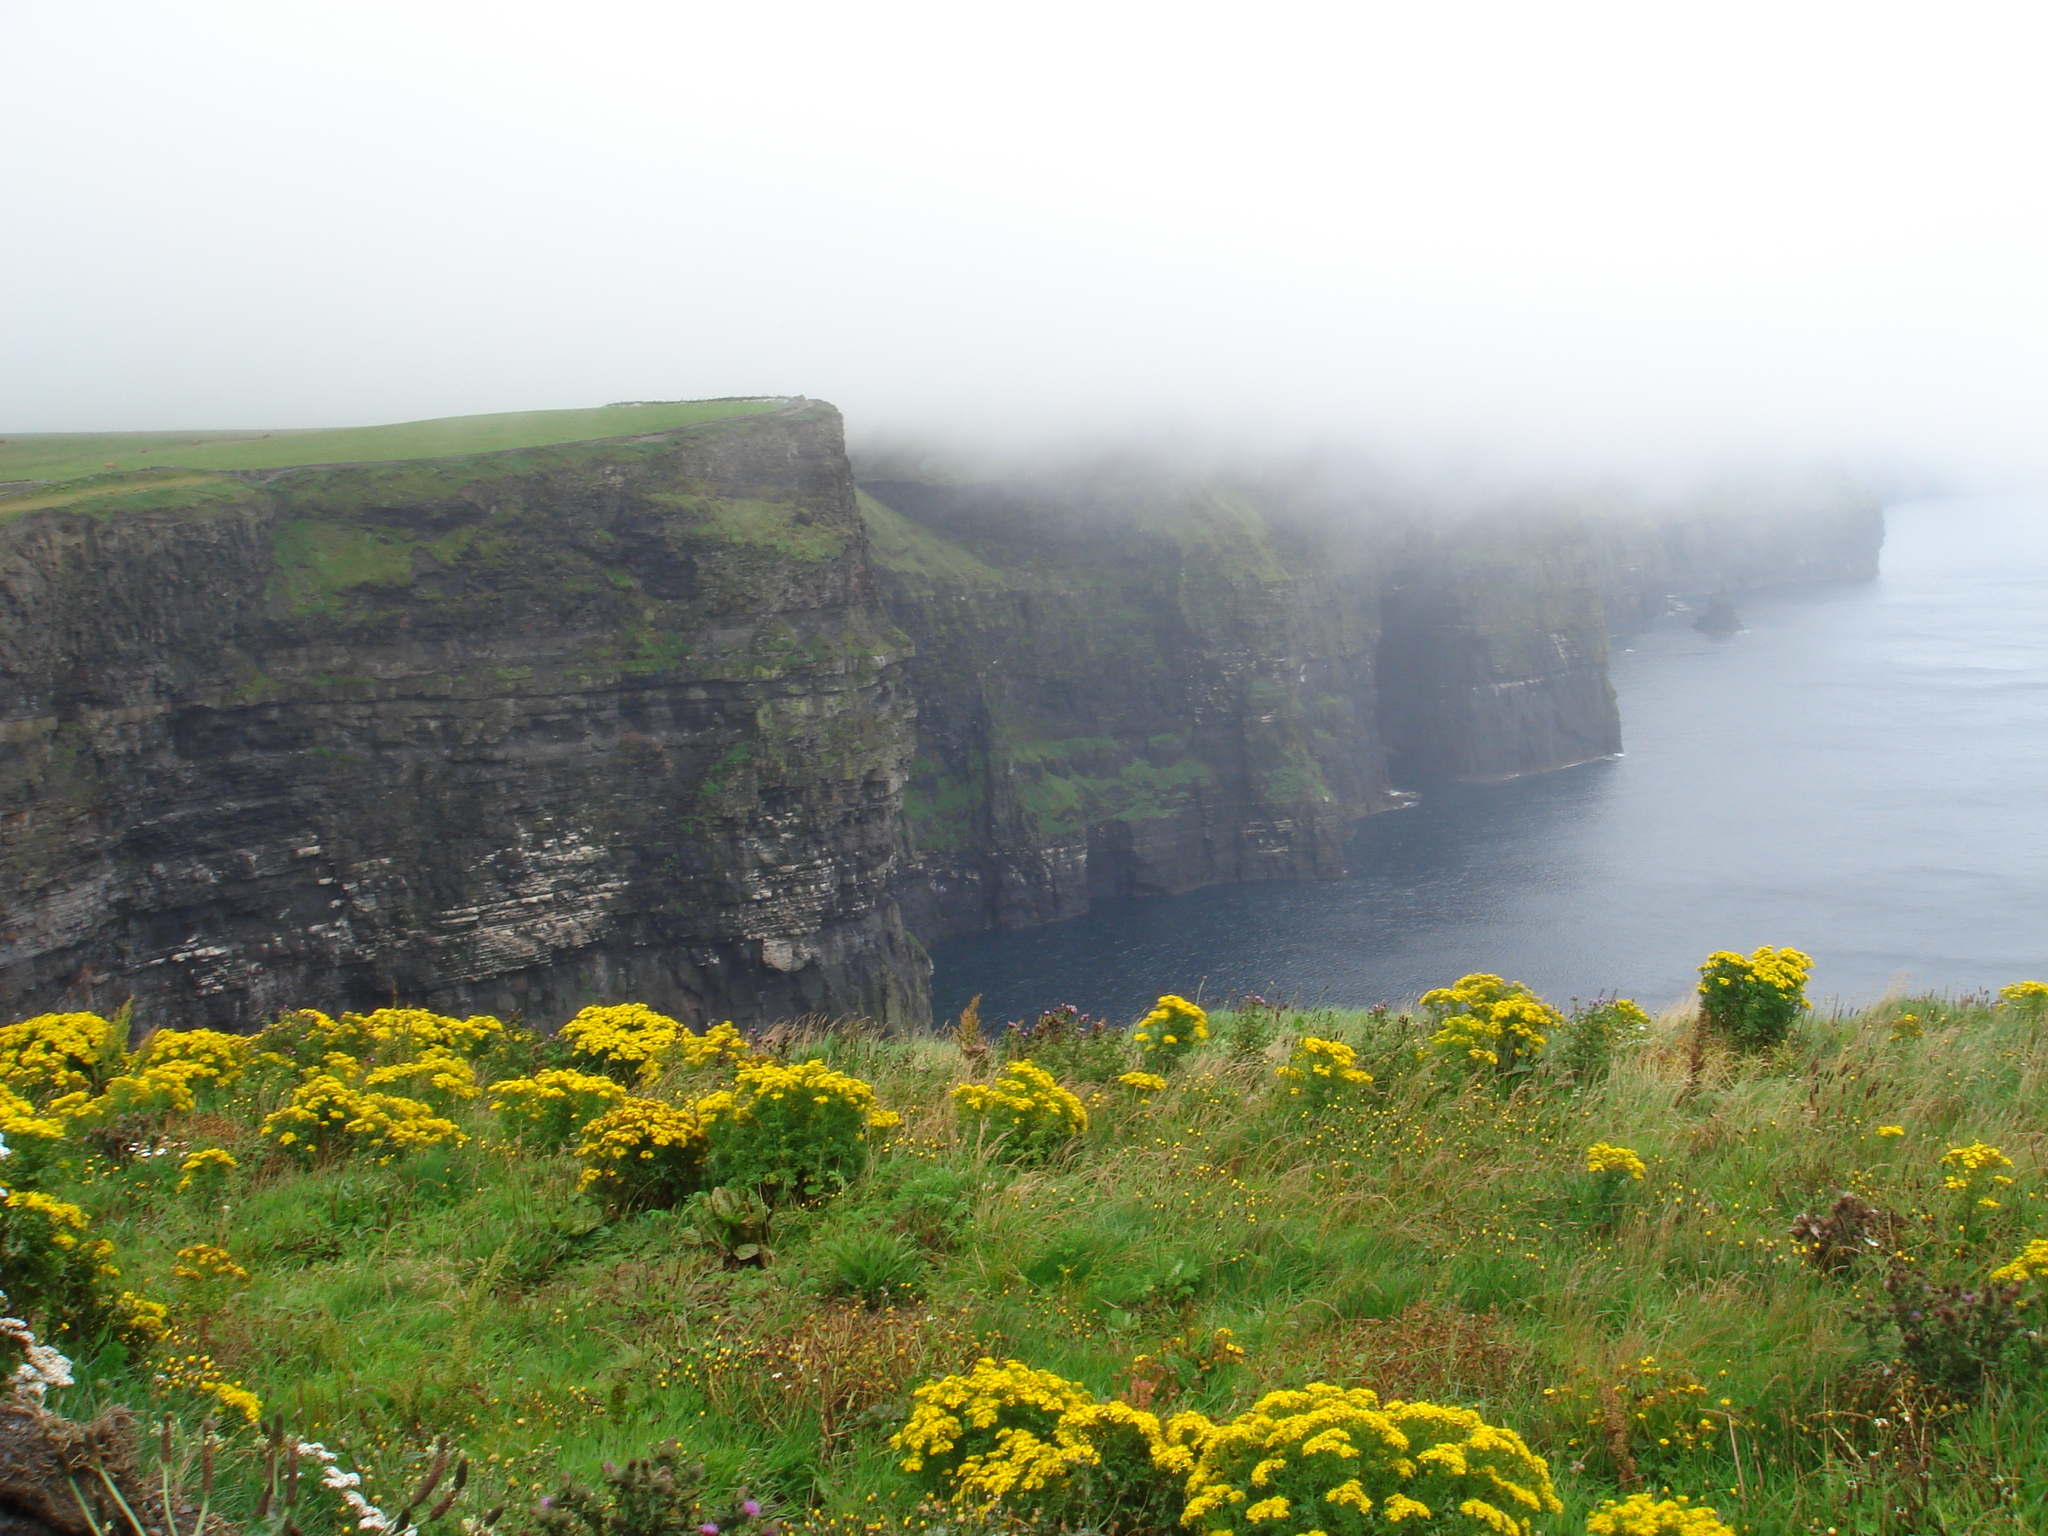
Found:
<box><xmin>3</xmin><ymin>1</ymin><xmax>2045</xmax><ymax>483</ymax></box>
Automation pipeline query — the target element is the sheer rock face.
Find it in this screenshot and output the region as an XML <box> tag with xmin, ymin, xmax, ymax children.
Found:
<box><xmin>860</xmin><ymin>480</ymin><xmax>1619</xmax><ymax>941</ymax></box>
<box><xmin>0</xmin><ymin>403</ymin><xmax>927</xmax><ymax>1029</ymax></box>
<box><xmin>0</xmin><ymin>407</ymin><xmax>1884</xmax><ymax>1027</ymax></box>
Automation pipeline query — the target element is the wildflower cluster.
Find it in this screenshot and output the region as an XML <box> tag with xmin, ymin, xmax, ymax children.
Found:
<box><xmin>1998</xmin><ymin>979</ymin><xmax>2048</xmax><ymax>1016</ymax></box>
<box><xmin>1130</xmin><ymin>995</ymin><xmax>1209</xmax><ymax>1072</ymax></box>
<box><xmin>574</xmin><ymin>1097</ymin><xmax>710</xmax><ymax>1213</ymax></box>
<box><xmin>1584</xmin><ymin>1493</ymin><xmax>1737</xmax><ymax>1536</ymax></box>
<box><xmin>1181</xmin><ymin>1382</ymin><xmax>1561</xmax><ymax>1536</ymax></box>
<box><xmin>1118</xmin><ymin>1070</ymin><xmax>1168</xmax><ymax>1094</ymax></box>
<box><xmin>0</xmin><ymin>1012</ymin><xmax>124</xmax><ymax>1100</ymax></box>
<box><xmin>696</xmin><ymin>1056</ymin><xmax>899</xmax><ymax>1201</ymax></box>
<box><xmin>1275</xmin><ymin>1035</ymin><xmax>1373</xmax><ymax>1109</ymax></box>
<box><xmin>559</xmin><ymin>1003</ymin><xmax>688</xmax><ymax>1082</ymax></box>
<box><xmin>156</xmin><ymin>1344</ymin><xmax>264</xmax><ymax>1422</ymax></box>
<box><xmin>1421</xmin><ymin>974</ymin><xmax>1561</xmax><ymax>1078</ymax></box>
<box><xmin>488</xmin><ymin>1068</ymin><xmax>629</xmax><ymax>1148</ymax></box>
<box><xmin>892</xmin><ymin>1358</ymin><xmax>1200</xmax><ymax>1528</ymax></box>
<box><xmin>1990</xmin><ymin>1238</ymin><xmax>2048</xmax><ymax>1284</ymax></box>
<box><xmin>953</xmin><ymin>1060</ymin><xmax>1088</xmax><ymax>1161</ymax></box>
<box><xmin>1697</xmin><ymin>946</ymin><xmax>1811</xmax><ymax>1050</ymax></box>
<box><xmin>0</xmin><ymin>1188</ymin><xmax>149</xmax><ymax>1342</ymax></box>
<box><xmin>1585</xmin><ymin>1143</ymin><xmax>1646</xmax><ymax>1179</ymax></box>
<box><xmin>259</xmin><ymin>1072</ymin><xmax>468</xmax><ymax>1161</ymax></box>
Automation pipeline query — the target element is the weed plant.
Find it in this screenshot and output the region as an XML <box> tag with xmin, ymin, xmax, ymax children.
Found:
<box><xmin>4</xmin><ymin>977</ymin><xmax>2048</xmax><ymax>1534</ymax></box>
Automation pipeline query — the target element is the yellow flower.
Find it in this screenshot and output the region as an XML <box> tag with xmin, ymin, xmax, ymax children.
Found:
<box><xmin>1586</xmin><ymin>1142</ymin><xmax>1647</xmax><ymax>1180</ymax></box>
<box><xmin>954</xmin><ymin>1060</ymin><xmax>1087</xmax><ymax>1158</ymax></box>
<box><xmin>1876</xmin><ymin>1125</ymin><xmax>1905</xmax><ymax>1137</ymax></box>
<box><xmin>1585</xmin><ymin>1492</ymin><xmax>1736</xmax><ymax>1536</ymax></box>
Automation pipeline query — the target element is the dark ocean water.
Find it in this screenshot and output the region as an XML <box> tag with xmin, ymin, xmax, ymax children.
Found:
<box><xmin>928</xmin><ymin>499</ymin><xmax>2048</xmax><ymax>1025</ymax></box>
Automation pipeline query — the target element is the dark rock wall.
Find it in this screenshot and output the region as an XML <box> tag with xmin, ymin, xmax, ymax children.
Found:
<box><xmin>861</xmin><ymin>480</ymin><xmax>1401</xmax><ymax>941</ymax></box>
<box><xmin>0</xmin><ymin>405</ymin><xmax>926</xmax><ymax>1029</ymax></box>
<box><xmin>0</xmin><ymin>411</ymin><xmax>1886</xmax><ymax>1027</ymax></box>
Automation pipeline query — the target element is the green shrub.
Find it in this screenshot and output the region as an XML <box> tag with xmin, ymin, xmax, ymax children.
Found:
<box><xmin>816</xmin><ymin>1228</ymin><xmax>926</xmax><ymax>1306</ymax></box>
<box><xmin>1557</xmin><ymin>996</ymin><xmax>1652</xmax><ymax>1083</ymax></box>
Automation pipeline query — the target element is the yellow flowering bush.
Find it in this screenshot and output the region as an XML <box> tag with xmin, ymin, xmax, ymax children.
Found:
<box><xmin>1585</xmin><ymin>1493</ymin><xmax>1736</xmax><ymax>1536</ymax></box>
<box><xmin>0</xmin><ymin>1012</ymin><xmax>124</xmax><ymax>1101</ymax></box>
<box><xmin>1131</xmin><ymin>995</ymin><xmax>1209</xmax><ymax>1071</ymax></box>
<box><xmin>1991</xmin><ymin>1238</ymin><xmax>2048</xmax><ymax>1283</ymax></box>
<box><xmin>136</xmin><ymin>1027</ymin><xmax>252</xmax><ymax>1091</ymax></box>
<box><xmin>50</xmin><ymin>1057</ymin><xmax>219</xmax><ymax>1137</ymax></box>
<box><xmin>892</xmin><ymin>1358</ymin><xmax>1202</xmax><ymax>1528</ymax></box>
<box><xmin>694</xmin><ymin>1057</ymin><xmax>897</xmax><ymax>1201</ymax></box>
<box><xmin>574</xmin><ymin>1097</ymin><xmax>710</xmax><ymax>1212</ymax></box>
<box><xmin>174</xmin><ymin>1147</ymin><xmax>238</xmax><ymax>1194</ymax></box>
<box><xmin>0</xmin><ymin>1188</ymin><xmax>122</xmax><ymax>1338</ymax></box>
<box><xmin>361</xmin><ymin>1045</ymin><xmax>480</xmax><ymax>1108</ymax></box>
<box><xmin>0</xmin><ymin>1084</ymin><xmax>67</xmax><ymax>1160</ymax></box>
<box><xmin>255</xmin><ymin>1007</ymin><xmax>506</xmax><ymax>1069</ymax></box>
<box><xmin>1697</xmin><ymin>946</ymin><xmax>1811</xmax><ymax>1050</ymax></box>
<box><xmin>954</xmin><ymin>1059</ymin><xmax>1088</xmax><ymax>1161</ymax></box>
<box><xmin>1118</xmin><ymin>1070</ymin><xmax>1168</xmax><ymax>1094</ymax></box>
<box><xmin>1998</xmin><ymin>979</ymin><xmax>2048</xmax><ymax>1017</ymax></box>
<box><xmin>559</xmin><ymin>1003</ymin><xmax>686</xmax><ymax>1083</ymax></box>
<box><xmin>258</xmin><ymin>1074</ymin><xmax>466</xmax><ymax>1161</ymax></box>
<box><xmin>1586</xmin><ymin>1143</ymin><xmax>1647</xmax><ymax>1179</ymax></box>
<box><xmin>673</xmin><ymin>1021</ymin><xmax>755</xmax><ymax>1073</ymax></box>
<box><xmin>489</xmin><ymin>1068</ymin><xmax>629</xmax><ymax>1147</ymax></box>
<box><xmin>1276</xmin><ymin>1036</ymin><xmax>1374</xmax><ymax>1110</ymax></box>
<box><xmin>1420</xmin><ymin>975</ymin><xmax>1561</xmax><ymax>1079</ymax></box>
<box><xmin>1181</xmin><ymin>1383</ymin><xmax>1561</xmax><ymax>1536</ymax></box>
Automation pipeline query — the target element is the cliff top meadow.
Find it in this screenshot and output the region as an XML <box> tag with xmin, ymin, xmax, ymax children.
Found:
<box><xmin>6</xmin><ymin>961</ymin><xmax>2048</xmax><ymax>1536</ymax></box>
<box><xmin>0</xmin><ymin>400</ymin><xmax>790</xmax><ymax>490</ymax></box>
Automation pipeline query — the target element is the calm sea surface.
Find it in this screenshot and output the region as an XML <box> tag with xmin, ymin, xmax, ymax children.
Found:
<box><xmin>928</xmin><ymin>499</ymin><xmax>2048</xmax><ymax>1024</ymax></box>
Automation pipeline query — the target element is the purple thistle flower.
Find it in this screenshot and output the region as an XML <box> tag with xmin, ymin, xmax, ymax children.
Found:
<box><xmin>700</xmin><ymin>1524</ymin><xmax>719</xmax><ymax>1534</ymax></box>
<box><xmin>743</xmin><ymin>1500</ymin><xmax>761</xmax><ymax>1519</ymax></box>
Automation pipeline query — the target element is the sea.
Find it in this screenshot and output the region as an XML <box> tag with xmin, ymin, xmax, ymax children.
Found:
<box><xmin>927</xmin><ymin>497</ymin><xmax>2048</xmax><ymax>1024</ymax></box>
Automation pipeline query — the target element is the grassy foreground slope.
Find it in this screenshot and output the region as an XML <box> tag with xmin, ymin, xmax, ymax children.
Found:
<box><xmin>7</xmin><ymin>980</ymin><xmax>2048</xmax><ymax>1536</ymax></box>
<box><xmin>0</xmin><ymin>398</ymin><xmax>788</xmax><ymax>486</ymax></box>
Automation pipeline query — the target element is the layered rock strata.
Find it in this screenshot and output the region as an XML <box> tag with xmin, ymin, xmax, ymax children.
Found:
<box><xmin>0</xmin><ymin>404</ymin><xmax>924</xmax><ymax>1028</ymax></box>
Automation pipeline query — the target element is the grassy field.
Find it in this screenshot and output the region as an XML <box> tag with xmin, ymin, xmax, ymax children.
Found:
<box><xmin>0</xmin><ymin>399</ymin><xmax>789</xmax><ymax>486</ymax></box>
<box><xmin>6</xmin><ymin>973</ymin><xmax>2048</xmax><ymax>1536</ymax></box>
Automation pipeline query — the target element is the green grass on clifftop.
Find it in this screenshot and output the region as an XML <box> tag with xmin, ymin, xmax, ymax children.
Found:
<box><xmin>9</xmin><ymin>981</ymin><xmax>2048</xmax><ymax>1536</ymax></box>
<box><xmin>0</xmin><ymin>398</ymin><xmax>790</xmax><ymax>486</ymax></box>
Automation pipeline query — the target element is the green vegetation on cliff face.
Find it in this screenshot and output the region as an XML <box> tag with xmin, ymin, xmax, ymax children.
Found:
<box><xmin>0</xmin><ymin>398</ymin><xmax>788</xmax><ymax>485</ymax></box>
<box><xmin>0</xmin><ymin>402</ymin><xmax>924</xmax><ymax>1032</ymax></box>
<box><xmin>7</xmin><ymin>979</ymin><xmax>2048</xmax><ymax>1535</ymax></box>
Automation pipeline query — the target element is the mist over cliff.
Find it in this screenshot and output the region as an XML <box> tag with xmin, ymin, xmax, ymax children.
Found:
<box><xmin>0</xmin><ymin>402</ymin><xmax>1881</xmax><ymax>1030</ymax></box>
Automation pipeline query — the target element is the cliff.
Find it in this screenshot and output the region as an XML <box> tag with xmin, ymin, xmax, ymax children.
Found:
<box><xmin>858</xmin><ymin>470</ymin><xmax>1620</xmax><ymax>940</ymax></box>
<box><xmin>0</xmin><ymin>408</ymin><xmax>1884</xmax><ymax>1028</ymax></box>
<box><xmin>0</xmin><ymin>402</ymin><xmax>926</xmax><ymax>1029</ymax></box>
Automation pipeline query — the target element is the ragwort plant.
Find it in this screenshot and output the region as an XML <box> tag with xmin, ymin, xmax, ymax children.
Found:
<box><xmin>695</xmin><ymin>1056</ymin><xmax>900</xmax><ymax>1203</ymax></box>
<box><xmin>891</xmin><ymin>1357</ymin><xmax>1199</xmax><ymax>1530</ymax></box>
<box><xmin>1419</xmin><ymin>974</ymin><xmax>1561</xmax><ymax>1082</ymax></box>
<box><xmin>1697</xmin><ymin>946</ymin><xmax>1812</xmax><ymax>1050</ymax></box>
<box><xmin>1273</xmin><ymin>1036</ymin><xmax>1373</xmax><ymax>1112</ymax></box>
<box><xmin>952</xmin><ymin>1060</ymin><xmax>1087</xmax><ymax>1161</ymax></box>
<box><xmin>1130</xmin><ymin>995</ymin><xmax>1209</xmax><ymax>1073</ymax></box>
<box><xmin>1179</xmin><ymin>1383</ymin><xmax>1561</xmax><ymax>1536</ymax></box>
